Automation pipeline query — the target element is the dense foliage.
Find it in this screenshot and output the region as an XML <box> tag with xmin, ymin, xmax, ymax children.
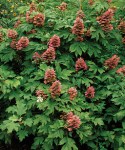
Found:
<box><xmin>0</xmin><ymin>0</ymin><xmax>125</xmax><ymax>149</ymax></box>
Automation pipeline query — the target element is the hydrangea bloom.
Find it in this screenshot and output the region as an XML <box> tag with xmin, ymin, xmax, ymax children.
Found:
<box><xmin>116</xmin><ymin>66</ymin><xmax>125</xmax><ymax>76</ymax></box>
<box><xmin>16</xmin><ymin>37</ymin><xmax>29</xmax><ymax>50</ymax></box>
<box><xmin>44</xmin><ymin>69</ymin><xmax>56</xmax><ymax>84</ymax></box>
<box><xmin>68</xmin><ymin>87</ymin><xmax>77</xmax><ymax>100</ymax></box>
<box><xmin>118</xmin><ymin>21</ymin><xmax>125</xmax><ymax>33</ymax></box>
<box><xmin>7</xmin><ymin>29</ymin><xmax>17</xmax><ymax>39</ymax></box>
<box><xmin>97</xmin><ymin>9</ymin><xmax>114</xmax><ymax>31</ymax></box>
<box><xmin>10</xmin><ymin>40</ymin><xmax>17</xmax><ymax>49</ymax></box>
<box><xmin>72</xmin><ymin>17</ymin><xmax>84</xmax><ymax>35</ymax></box>
<box><xmin>49</xmin><ymin>80</ymin><xmax>61</xmax><ymax>98</ymax></box>
<box><xmin>41</xmin><ymin>47</ymin><xmax>56</xmax><ymax>62</ymax></box>
<box><xmin>63</xmin><ymin>112</ymin><xmax>81</xmax><ymax>131</ymax></box>
<box><xmin>75</xmin><ymin>57</ymin><xmax>87</xmax><ymax>71</ymax></box>
<box><xmin>85</xmin><ymin>86</ymin><xmax>95</xmax><ymax>98</ymax></box>
<box><xmin>33</xmin><ymin>13</ymin><xmax>45</xmax><ymax>27</ymax></box>
<box><xmin>104</xmin><ymin>55</ymin><xmax>120</xmax><ymax>69</ymax></box>
<box><xmin>48</xmin><ymin>35</ymin><xmax>60</xmax><ymax>48</ymax></box>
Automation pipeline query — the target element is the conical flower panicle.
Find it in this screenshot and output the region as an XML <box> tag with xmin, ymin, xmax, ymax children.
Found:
<box><xmin>75</xmin><ymin>57</ymin><xmax>87</xmax><ymax>71</ymax></box>
<box><xmin>33</xmin><ymin>52</ymin><xmax>41</xmax><ymax>63</ymax></box>
<box><xmin>97</xmin><ymin>9</ymin><xmax>114</xmax><ymax>32</ymax></box>
<box><xmin>48</xmin><ymin>35</ymin><xmax>60</xmax><ymax>48</ymax></box>
<box><xmin>68</xmin><ymin>87</ymin><xmax>77</xmax><ymax>100</ymax></box>
<box><xmin>14</xmin><ymin>20</ymin><xmax>21</xmax><ymax>28</ymax></box>
<box><xmin>41</xmin><ymin>47</ymin><xmax>56</xmax><ymax>62</ymax></box>
<box><xmin>104</xmin><ymin>55</ymin><xmax>120</xmax><ymax>69</ymax></box>
<box><xmin>72</xmin><ymin>17</ymin><xmax>84</xmax><ymax>35</ymax></box>
<box><xmin>16</xmin><ymin>37</ymin><xmax>29</xmax><ymax>50</ymax></box>
<box><xmin>44</xmin><ymin>69</ymin><xmax>56</xmax><ymax>84</ymax></box>
<box><xmin>85</xmin><ymin>86</ymin><xmax>95</xmax><ymax>98</ymax></box>
<box><xmin>33</xmin><ymin>13</ymin><xmax>45</xmax><ymax>27</ymax></box>
<box><xmin>118</xmin><ymin>21</ymin><xmax>125</xmax><ymax>33</ymax></box>
<box><xmin>10</xmin><ymin>40</ymin><xmax>17</xmax><ymax>49</ymax></box>
<box><xmin>76</xmin><ymin>10</ymin><xmax>85</xmax><ymax>19</ymax></box>
<box><xmin>7</xmin><ymin>29</ymin><xmax>17</xmax><ymax>39</ymax></box>
<box><xmin>49</xmin><ymin>80</ymin><xmax>61</xmax><ymax>98</ymax></box>
<box><xmin>36</xmin><ymin>90</ymin><xmax>48</xmax><ymax>100</ymax></box>
<box><xmin>63</xmin><ymin>112</ymin><xmax>81</xmax><ymax>131</ymax></box>
<box><xmin>116</xmin><ymin>66</ymin><xmax>125</xmax><ymax>76</ymax></box>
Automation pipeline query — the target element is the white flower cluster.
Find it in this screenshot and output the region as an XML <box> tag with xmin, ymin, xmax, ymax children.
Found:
<box><xmin>37</xmin><ymin>96</ymin><xmax>43</xmax><ymax>103</ymax></box>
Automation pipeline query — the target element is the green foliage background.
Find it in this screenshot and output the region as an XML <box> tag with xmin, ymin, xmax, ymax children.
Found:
<box><xmin>0</xmin><ymin>0</ymin><xmax>125</xmax><ymax>149</ymax></box>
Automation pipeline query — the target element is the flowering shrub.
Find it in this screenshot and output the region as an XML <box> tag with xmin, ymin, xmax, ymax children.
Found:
<box><xmin>0</xmin><ymin>0</ymin><xmax>125</xmax><ymax>149</ymax></box>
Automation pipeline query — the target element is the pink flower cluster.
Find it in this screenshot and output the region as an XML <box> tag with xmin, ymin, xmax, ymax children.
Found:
<box><xmin>33</xmin><ymin>13</ymin><xmax>45</xmax><ymax>27</ymax></box>
<box><xmin>68</xmin><ymin>87</ymin><xmax>77</xmax><ymax>100</ymax></box>
<box><xmin>72</xmin><ymin>17</ymin><xmax>84</xmax><ymax>35</ymax></box>
<box><xmin>49</xmin><ymin>80</ymin><xmax>61</xmax><ymax>98</ymax></box>
<box><xmin>76</xmin><ymin>10</ymin><xmax>85</xmax><ymax>19</ymax></box>
<box><xmin>104</xmin><ymin>55</ymin><xmax>120</xmax><ymax>69</ymax></box>
<box><xmin>7</xmin><ymin>29</ymin><xmax>17</xmax><ymax>39</ymax></box>
<box><xmin>30</xmin><ymin>2</ymin><xmax>37</xmax><ymax>12</ymax></box>
<box><xmin>44</xmin><ymin>69</ymin><xmax>56</xmax><ymax>84</ymax></box>
<box><xmin>33</xmin><ymin>35</ymin><xmax>60</xmax><ymax>63</ymax></box>
<box><xmin>36</xmin><ymin>89</ymin><xmax>48</xmax><ymax>100</ymax></box>
<box><xmin>33</xmin><ymin>52</ymin><xmax>41</xmax><ymax>63</ymax></box>
<box><xmin>41</xmin><ymin>47</ymin><xmax>56</xmax><ymax>62</ymax></box>
<box><xmin>14</xmin><ymin>20</ymin><xmax>21</xmax><ymax>28</ymax></box>
<box><xmin>88</xmin><ymin>0</ymin><xmax>94</xmax><ymax>5</ymax></box>
<box><xmin>85</xmin><ymin>86</ymin><xmax>95</xmax><ymax>98</ymax></box>
<box><xmin>16</xmin><ymin>37</ymin><xmax>29</xmax><ymax>50</ymax></box>
<box><xmin>118</xmin><ymin>21</ymin><xmax>125</xmax><ymax>33</ymax></box>
<box><xmin>75</xmin><ymin>57</ymin><xmax>87</xmax><ymax>71</ymax></box>
<box><xmin>116</xmin><ymin>66</ymin><xmax>125</xmax><ymax>76</ymax></box>
<box><xmin>10</xmin><ymin>40</ymin><xmax>17</xmax><ymax>49</ymax></box>
<box><xmin>97</xmin><ymin>9</ymin><xmax>114</xmax><ymax>32</ymax></box>
<box><xmin>48</xmin><ymin>35</ymin><xmax>61</xmax><ymax>48</ymax></box>
<box><xmin>63</xmin><ymin>112</ymin><xmax>81</xmax><ymax>131</ymax></box>
<box><xmin>58</xmin><ymin>2</ymin><xmax>67</xmax><ymax>11</ymax></box>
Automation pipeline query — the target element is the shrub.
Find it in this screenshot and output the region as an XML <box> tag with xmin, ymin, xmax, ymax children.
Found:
<box><xmin>0</xmin><ymin>0</ymin><xmax>125</xmax><ymax>149</ymax></box>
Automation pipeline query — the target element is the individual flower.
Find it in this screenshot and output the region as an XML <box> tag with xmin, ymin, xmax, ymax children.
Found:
<box><xmin>10</xmin><ymin>40</ymin><xmax>17</xmax><ymax>49</ymax></box>
<box><xmin>49</xmin><ymin>80</ymin><xmax>61</xmax><ymax>98</ymax></box>
<box><xmin>41</xmin><ymin>47</ymin><xmax>56</xmax><ymax>62</ymax></box>
<box><xmin>85</xmin><ymin>86</ymin><xmax>95</xmax><ymax>98</ymax></box>
<box><xmin>72</xmin><ymin>17</ymin><xmax>84</xmax><ymax>35</ymax></box>
<box><xmin>116</xmin><ymin>66</ymin><xmax>125</xmax><ymax>76</ymax></box>
<box><xmin>76</xmin><ymin>10</ymin><xmax>85</xmax><ymax>19</ymax></box>
<box><xmin>63</xmin><ymin>112</ymin><xmax>81</xmax><ymax>131</ymax></box>
<box><xmin>44</xmin><ymin>69</ymin><xmax>56</xmax><ymax>84</ymax></box>
<box><xmin>68</xmin><ymin>87</ymin><xmax>77</xmax><ymax>100</ymax></box>
<box><xmin>58</xmin><ymin>2</ymin><xmax>67</xmax><ymax>11</ymax></box>
<box><xmin>118</xmin><ymin>21</ymin><xmax>125</xmax><ymax>33</ymax></box>
<box><xmin>36</xmin><ymin>89</ymin><xmax>48</xmax><ymax>100</ymax></box>
<box><xmin>97</xmin><ymin>9</ymin><xmax>114</xmax><ymax>32</ymax></box>
<box><xmin>104</xmin><ymin>55</ymin><xmax>120</xmax><ymax>69</ymax></box>
<box><xmin>75</xmin><ymin>57</ymin><xmax>87</xmax><ymax>71</ymax></box>
<box><xmin>48</xmin><ymin>35</ymin><xmax>61</xmax><ymax>48</ymax></box>
<box><xmin>16</xmin><ymin>37</ymin><xmax>29</xmax><ymax>50</ymax></box>
<box><xmin>33</xmin><ymin>13</ymin><xmax>45</xmax><ymax>27</ymax></box>
<box><xmin>7</xmin><ymin>29</ymin><xmax>17</xmax><ymax>39</ymax></box>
